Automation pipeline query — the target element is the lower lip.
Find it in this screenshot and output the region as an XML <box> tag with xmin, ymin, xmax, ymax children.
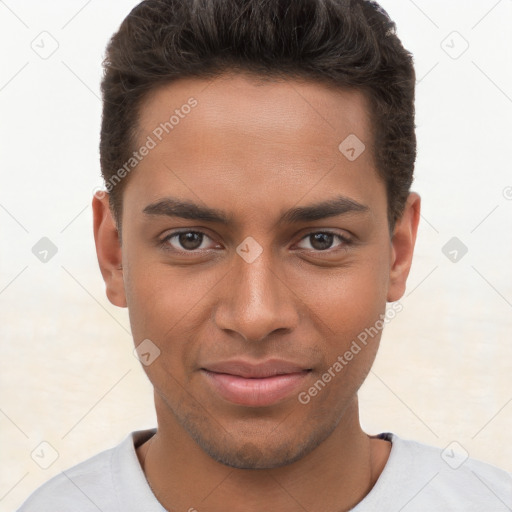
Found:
<box><xmin>201</xmin><ymin>370</ymin><xmax>311</xmax><ymax>407</ymax></box>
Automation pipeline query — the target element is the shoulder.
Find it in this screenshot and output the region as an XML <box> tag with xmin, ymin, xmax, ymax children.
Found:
<box><xmin>16</xmin><ymin>429</ymin><xmax>159</xmax><ymax>512</ymax></box>
<box><xmin>381</xmin><ymin>433</ymin><xmax>512</xmax><ymax>510</ymax></box>
<box><xmin>17</xmin><ymin>446</ymin><xmax>117</xmax><ymax>512</ymax></box>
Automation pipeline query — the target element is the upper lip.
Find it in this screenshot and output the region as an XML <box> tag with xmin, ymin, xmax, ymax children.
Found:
<box><xmin>202</xmin><ymin>359</ymin><xmax>311</xmax><ymax>378</ymax></box>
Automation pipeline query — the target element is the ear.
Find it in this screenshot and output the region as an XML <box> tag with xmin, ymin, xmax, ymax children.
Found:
<box><xmin>92</xmin><ymin>192</ymin><xmax>127</xmax><ymax>308</ymax></box>
<box><xmin>386</xmin><ymin>192</ymin><xmax>421</xmax><ymax>302</ymax></box>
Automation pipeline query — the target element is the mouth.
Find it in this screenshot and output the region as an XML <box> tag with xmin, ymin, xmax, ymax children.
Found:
<box><xmin>200</xmin><ymin>359</ymin><xmax>312</xmax><ymax>407</ymax></box>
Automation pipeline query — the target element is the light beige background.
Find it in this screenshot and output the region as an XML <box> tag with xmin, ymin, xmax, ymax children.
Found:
<box><xmin>1</xmin><ymin>1</ymin><xmax>511</xmax><ymax>510</ymax></box>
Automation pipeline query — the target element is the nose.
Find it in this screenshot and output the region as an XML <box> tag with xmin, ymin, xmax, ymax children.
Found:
<box><xmin>213</xmin><ymin>249</ymin><xmax>300</xmax><ymax>343</ymax></box>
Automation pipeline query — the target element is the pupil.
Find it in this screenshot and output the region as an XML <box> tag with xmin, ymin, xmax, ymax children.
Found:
<box><xmin>311</xmin><ymin>233</ymin><xmax>333</xmax><ymax>251</ymax></box>
<box><xmin>179</xmin><ymin>232</ymin><xmax>203</xmax><ymax>250</ymax></box>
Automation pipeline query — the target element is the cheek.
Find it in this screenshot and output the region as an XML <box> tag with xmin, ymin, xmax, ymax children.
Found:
<box><xmin>123</xmin><ymin>264</ymin><xmax>204</xmax><ymax>392</ymax></box>
<box><xmin>286</xmin><ymin>250</ymin><xmax>390</xmax><ymax>400</ymax></box>
<box><xmin>123</xmin><ymin>258</ymin><xmax>222</xmax><ymax>369</ymax></box>
<box><xmin>125</xmin><ymin>264</ymin><xmax>196</xmax><ymax>335</ymax></box>
<box><xmin>290</xmin><ymin>252</ymin><xmax>390</xmax><ymax>336</ymax></box>
<box><xmin>295</xmin><ymin>264</ymin><xmax>387</xmax><ymax>411</ymax></box>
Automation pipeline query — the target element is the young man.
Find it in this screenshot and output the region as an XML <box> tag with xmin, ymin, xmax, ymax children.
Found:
<box><xmin>19</xmin><ymin>0</ymin><xmax>511</xmax><ymax>510</ymax></box>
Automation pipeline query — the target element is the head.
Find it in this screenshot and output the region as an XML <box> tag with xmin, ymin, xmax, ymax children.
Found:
<box><xmin>94</xmin><ymin>0</ymin><xmax>420</xmax><ymax>469</ymax></box>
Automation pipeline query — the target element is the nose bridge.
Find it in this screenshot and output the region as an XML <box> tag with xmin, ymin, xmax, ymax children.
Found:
<box><xmin>214</xmin><ymin>245</ymin><xmax>298</xmax><ymax>342</ymax></box>
<box><xmin>238</xmin><ymin>252</ymin><xmax>279</xmax><ymax>310</ymax></box>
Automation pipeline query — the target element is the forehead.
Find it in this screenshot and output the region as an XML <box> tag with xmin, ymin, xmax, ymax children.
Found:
<box><xmin>137</xmin><ymin>72</ymin><xmax>373</xmax><ymax>153</ymax></box>
<box><xmin>125</xmin><ymin>72</ymin><xmax>383</xmax><ymax>221</ymax></box>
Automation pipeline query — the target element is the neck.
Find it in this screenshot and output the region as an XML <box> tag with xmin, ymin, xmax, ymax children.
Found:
<box><xmin>137</xmin><ymin>396</ymin><xmax>390</xmax><ymax>512</ymax></box>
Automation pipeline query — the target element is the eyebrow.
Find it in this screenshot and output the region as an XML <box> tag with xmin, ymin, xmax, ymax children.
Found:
<box><xmin>142</xmin><ymin>195</ymin><xmax>370</xmax><ymax>225</ymax></box>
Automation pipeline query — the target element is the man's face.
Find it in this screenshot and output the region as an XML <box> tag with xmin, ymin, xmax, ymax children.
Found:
<box><xmin>96</xmin><ymin>73</ymin><xmax>416</xmax><ymax>469</ymax></box>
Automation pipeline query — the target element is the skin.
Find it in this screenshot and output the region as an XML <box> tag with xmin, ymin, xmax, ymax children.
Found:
<box><xmin>93</xmin><ymin>72</ymin><xmax>420</xmax><ymax>512</ymax></box>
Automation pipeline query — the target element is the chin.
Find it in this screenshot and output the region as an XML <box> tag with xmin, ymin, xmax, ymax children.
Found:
<box><xmin>184</xmin><ymin>415</ymin><xmax>335</xmax><ymax>470</ymax></box>
<box><xmin>197</xmin><ymin>438</ymin><xmax>310</xmax><ymax>470</ymax></box>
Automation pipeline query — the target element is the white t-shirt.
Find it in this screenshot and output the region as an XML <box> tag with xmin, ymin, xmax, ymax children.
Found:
<box><xmin>18</xmin><ymin>429</ymin><xmax>512</xmax><ymax>511</ymax></box>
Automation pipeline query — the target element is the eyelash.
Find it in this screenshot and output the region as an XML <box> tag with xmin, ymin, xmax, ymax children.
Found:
<box><xmin>159</xmin><ymin>229</ymin><xmax>353</xmax><ymax>254</ymax></box>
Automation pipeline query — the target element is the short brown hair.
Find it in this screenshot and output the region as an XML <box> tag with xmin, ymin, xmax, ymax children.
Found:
<box><xmin>100</xmin><ymin>0</ymin><xmax>416</xmax><ymax>231</ymax></box>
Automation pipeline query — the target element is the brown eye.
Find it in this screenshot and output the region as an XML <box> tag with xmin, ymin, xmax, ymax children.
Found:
<box><xmin>162</xmin><ymin>231</ymin><xmax>216</xmax><ymax>252</ymax></box>
<box><xmin>296</xmin><ymin>231</ymin><xmax>351</xmax><ymax>252</ymax></box>
<box><xmin>309</xmin><ymin>233</ymin><xmax>334</xmax><ymax>251</ymax></box>
<box><xmin>178</xmin><ymin>232</ymin><xmax>204</xmax><ymax>250</ymax></box>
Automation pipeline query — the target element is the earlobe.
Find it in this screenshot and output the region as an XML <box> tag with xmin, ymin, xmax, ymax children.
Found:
<box><xmin>386</xmin><ymin>192</ymin><xmax>421</xmax><ymax>303</ymax></box>
<box><xmin>92</xmin><ymin>192</ymin><xmax>127</xmax><ymax>308</ymax></box>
